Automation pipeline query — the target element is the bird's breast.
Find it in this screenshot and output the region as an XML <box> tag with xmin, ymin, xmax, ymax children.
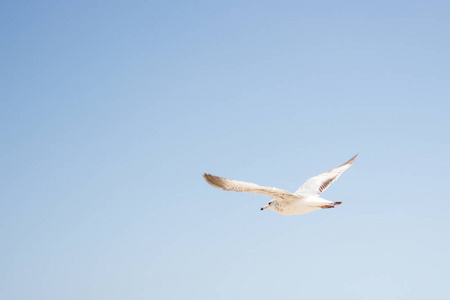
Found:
<box><xmin>275</xmin><ymin>197</ymin><xmax>321</xmax><ymax>215</ymax></box>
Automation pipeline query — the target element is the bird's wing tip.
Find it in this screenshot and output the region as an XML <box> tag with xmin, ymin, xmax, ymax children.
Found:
<box><xmin>348</xmin><ymin>153</ymin><xmax>359</xmax><ymax>163</ymax></box>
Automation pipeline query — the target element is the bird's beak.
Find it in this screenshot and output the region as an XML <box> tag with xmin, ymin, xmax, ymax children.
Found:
<box><xmin>261</xmin><ymin>205</ymin><xmax>269</xmax><ymax>211</ymax></box>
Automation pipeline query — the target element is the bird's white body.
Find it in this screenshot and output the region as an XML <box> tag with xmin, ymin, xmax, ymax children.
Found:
<box><xmin>268</xmin><ymin>195</ymin><xmax>333</xmax><ymax>215</ymax></box>
<box><xmin>203</xmin><ymin>154</ymin><xmax>357</xmax><ymax>216</ymax></box>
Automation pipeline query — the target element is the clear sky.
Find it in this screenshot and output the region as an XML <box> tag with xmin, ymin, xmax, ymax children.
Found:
<box><xmin>2</xmin><ymin>1</ymin><xmax>450</xmax><ymax>299</ymax></box>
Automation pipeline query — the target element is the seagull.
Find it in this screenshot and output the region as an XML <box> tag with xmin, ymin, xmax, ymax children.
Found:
<box><xmin>203</xmin><ymin>154</ymin><xmax>358</xmax><ymax>215</ymax></box>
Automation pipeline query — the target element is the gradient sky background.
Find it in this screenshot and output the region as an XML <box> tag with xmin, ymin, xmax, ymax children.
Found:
<box><xmin>2</xmin><ymin>1</ymin><xmax>450</xmax><ymax>299</ymax></box>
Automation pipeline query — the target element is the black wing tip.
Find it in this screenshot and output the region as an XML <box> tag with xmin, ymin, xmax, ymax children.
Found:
<box><xmin>203</xmin><ymin>174</ymin><xmax>230</xmax><ymax>192</ymax></box>
<box><xmin>203</xmin><ymin>173</ymin><xmax>216</xmax><ymax>179</ymax></box>
<box><xmin>347</xmin><ymin>153</ymin><xmax>359</xmax><ymax>164</ymax></box>
<box><xmin>203</xmin><ymin>173</ymin><xmax>213</xmax><ymax>182</ymax></box>
<box><xmin>334</xmin><ymin>153</ymin><xmax>359</xmax><ymax>169</ymax></box>
<box><xmin>202</xmin><ymin>173</ymin><xmax>221</xmax><ymax>187</ymax></box>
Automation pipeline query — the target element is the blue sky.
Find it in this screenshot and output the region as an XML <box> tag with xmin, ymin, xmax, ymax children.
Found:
<box><xmin>2</xmin><ymin>1</ymin><xmax>450</xmax><ymax>299</ymax></box>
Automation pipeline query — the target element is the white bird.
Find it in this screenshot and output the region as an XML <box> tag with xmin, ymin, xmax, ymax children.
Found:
<box><xmin>203</xmin><ymin>154</ymin><xmax>358</xmax><ymax>215</ymax></box>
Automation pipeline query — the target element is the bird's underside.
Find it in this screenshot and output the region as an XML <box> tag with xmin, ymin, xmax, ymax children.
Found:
<box><xmin>203</xmin><ymin>154</ymin><xmax>358</xmax><ymax>215</ymax></box>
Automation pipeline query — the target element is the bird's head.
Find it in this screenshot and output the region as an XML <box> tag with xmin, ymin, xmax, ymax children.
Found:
<box><xmin>261</xmin><ymin>200</ymin><xmax>277</xmax><ymax>211</ymax></box>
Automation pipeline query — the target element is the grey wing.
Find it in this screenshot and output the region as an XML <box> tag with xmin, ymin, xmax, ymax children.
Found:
<box><xmin>295</xmin><ymin>154</ymin><xmax>358</xmax><ymax>196</ymax></box>
<box><xmin>203</xmin><ymin>173</ymin><xmax>294</xmax><ymax>201</ymax></box>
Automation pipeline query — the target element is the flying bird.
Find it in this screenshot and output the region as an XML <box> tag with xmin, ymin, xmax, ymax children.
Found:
<box><xmin>203</xmin><ymin>154</ymin><xmax>358</xmax><ymax>215</ymax></box>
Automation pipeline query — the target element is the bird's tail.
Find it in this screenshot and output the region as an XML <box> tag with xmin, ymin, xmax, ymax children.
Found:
<box><xmin>334</xmin><ymin>202</ymin><xmax>343</xmax><ymax>206</ymax></box>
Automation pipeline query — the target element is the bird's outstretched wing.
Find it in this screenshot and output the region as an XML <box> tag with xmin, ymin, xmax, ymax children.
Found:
<box><xmin>295</xmin><ymin>154</ymin><xmax>358</xmax><ymax>196</ymax></box>
<box><xmin>203</xmin><ymin>173</ymin><xmax>295</xmax><ymax>201</ymax></box>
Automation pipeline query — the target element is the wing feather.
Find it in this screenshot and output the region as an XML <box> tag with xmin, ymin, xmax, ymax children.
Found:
<box><xmin>203</xmin><ymin>173</ymin><xmax>294</xmax><ymax>201</ymax></box>
<box><xmin>295</xmin><ymin>154</ymin><xmax>358</xmax><ymax>196</ymax></box>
